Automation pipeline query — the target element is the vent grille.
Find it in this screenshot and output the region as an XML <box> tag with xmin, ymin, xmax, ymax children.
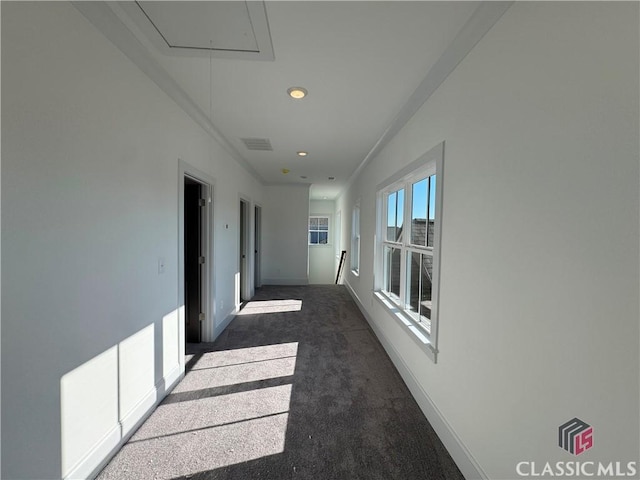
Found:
<box><xmin>241</xmin><ymin>137</ymin><xmax>273</xmax><ymax>151</ymax></box>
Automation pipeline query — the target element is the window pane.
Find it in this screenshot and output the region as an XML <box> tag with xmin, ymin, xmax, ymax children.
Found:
<box><xmin>350</xmin><ymin>205</ymin><xmax>360</xmax><ymax>273</ymax></box>
<box><xmin>396</xmin><ymin>188</ymin><xmax>404</xmax><ymax>232</ymax></box>
<box><xmin>386</xmin><ymin>189</ymin><xmax>404</xmax><ymax>242</ymax></box>
<box><xmin>407</xmin><ymin>251</ymin><xmax>421</xmax><ymax>314</ymax></box>
<box><xmin>383</xmin><ymin>245</ymin><xmax>401</xmax><ymax>298</ymax></box>
<box><xmin>310</xmin><ymin>232</ymin><xmax>319</xmax><ymax>244</ymax></box>
<box><xmin>387</xmin><ymin>192</ymin><xmax>396</xmax><ymax>241</ymax></box>
<box><xmin>335</xmin><ymin>211</ymin><xmax>341</xmax><ymax>257</ymax></box>
<box><xmin>310</xmin><ymin>217</ymin><xmax>318</xmax><ymax>229</ymax></box>
<box><xmin>411</xmin><ymin>178</ymin><xmax>428</xmax><ymax>247</ymax></box>
<box><xmin>390</xmin><ymin>247</ymin><xmax>401</xmax><ymax>297</ymax></box>
<box><xmin>428</xmin><ymin>176</ymin><xmax>436</xmax><ymax>220</ymax></box>
<box><xmin>352</xmin><ymin>206</ymin><xmax>360</xmax><ymax>272</ymax></box>
<box><xmin>319</xmin><ymin>232</ymin><xmax>328</xmax><ymax>244</ymax></box>
<box><xmin>406</xmin><ymin>251</ymin><xmax>433</xmax><ymax>330</ymax></box>
<box><xmin>420</xmin><ymin>255</ymin><xmax>433</xmax><ymax>333</ymax></box>
<box><xmin>318</xmin><ymin>217</ymin><xmax>329</xmax><ymax>230</ymax></box>
<box><xmin>421</xmin><ymin>254</ymin><xmax>433</xmax><ymax>324</ymax></box>
<box><xmin>428</xmin><ymin>175</ymin><xmax>436</xmax><ymax>247</ymax></box>
<box><xmin>383</xmin><ymin>246</ymin><xmax>391</xmax><ymax>293</ymax></box>
<box><xmin>352</xmin><ymin>238</ymin><xmax>359</xmax><ymax>270</ymax></box>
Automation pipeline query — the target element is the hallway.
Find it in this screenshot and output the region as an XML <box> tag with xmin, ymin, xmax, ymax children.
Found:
<box><xmin>97</xmin><ymin>285</ymin><xmax>463</xmax><ymax>480</ymax></box>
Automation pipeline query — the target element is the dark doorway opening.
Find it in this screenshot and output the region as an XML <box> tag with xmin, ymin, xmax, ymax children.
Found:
<box><xmin>184</xmin><ymin>177</ymin><xmax>203</xmax><ymax>343</ymax></box>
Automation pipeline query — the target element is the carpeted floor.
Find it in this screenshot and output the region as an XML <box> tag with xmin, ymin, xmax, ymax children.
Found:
<box><xmin>97</xmin><ymin>285</ymin><xmax>464</xmax><ymax>480</ymax></box>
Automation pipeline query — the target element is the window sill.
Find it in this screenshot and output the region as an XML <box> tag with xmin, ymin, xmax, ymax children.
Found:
<box><xmin>373</xmin><ymin>291</ymin><xmax>437</xmax><ymax>363</ymax></box>
<box><xmin>351</xmin><ymin>269</ymin><xmax>359</xmax><ymax>277</ymax></box>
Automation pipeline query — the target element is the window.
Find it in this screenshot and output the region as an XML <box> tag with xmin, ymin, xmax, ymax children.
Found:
<box><xmin>375</xmin><ymin>143</ymin><xmax>443</xmax><ymax>361</ymax></box>
<box><xmin>309</xmin><ymin>216</ymin><xmax>329</xmax><ymax>245</ymax></box>
<box><xmin>335</xmin><ymin>211</ymin><xmax>342</xmax><ymax>258</ymax></box>
<box><xmin>351</xmin><ymin>204</ymin><xmax>360</xmax><ymax>274</ymax></box>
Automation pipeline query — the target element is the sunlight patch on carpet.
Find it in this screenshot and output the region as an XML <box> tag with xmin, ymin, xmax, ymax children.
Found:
<box><xmin>97</xmin><ymin>343</ymin><xmax>299</xmax><ymax>479</ymax></box>
<box><xmin>237</xmin><ymin>299</ymin><xmax>302</xmax><ymax>315</ymax></box>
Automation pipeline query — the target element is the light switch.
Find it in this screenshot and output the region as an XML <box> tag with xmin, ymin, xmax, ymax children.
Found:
<box><xmin>158</xmin><ymin>257</ymin><xmax>165</xmax><ymax>274</ymax></box>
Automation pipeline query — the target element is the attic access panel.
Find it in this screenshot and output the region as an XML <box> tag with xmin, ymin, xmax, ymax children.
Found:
<box><xmin>119</xmin><ymin>1</ymin><xmax>274</xmax><ymax>60</ymax></box>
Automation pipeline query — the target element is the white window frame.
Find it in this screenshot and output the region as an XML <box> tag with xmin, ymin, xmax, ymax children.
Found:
<box><xmin>308</xmin><ymin>215</ymin><xmax>331</xmax><ymax>246</ymax></box>
<box><xmin>374</xmin><ymin>142</ymin><xmax>444</xmax><ymax>363</ymax></box>
<box><xmin>351</xmin><ymin>203</ymin><xmax>360</xmax><ymax>275</ymax></box>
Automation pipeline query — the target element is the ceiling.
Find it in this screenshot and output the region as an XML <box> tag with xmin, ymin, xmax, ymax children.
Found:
<box><xmin>104</xmin><ymin>1</ymin><xmax>481</xmax><ymax>200</ymax></box>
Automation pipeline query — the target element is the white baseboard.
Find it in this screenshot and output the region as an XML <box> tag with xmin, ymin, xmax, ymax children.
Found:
<box><xmin>64</xmin><ymin>425</ymin><xmax>121</xmax><ymax>480</ymax></box>
<box><xmin>162</xmin><ymin>364</ymin><xmax>183</xmax><ymax>394</ymax></box>
<box><xmin>213</xmin><ymin>309</ymin><xmax>237</xmax><ymax>340</ymax></box>
<box><xmin>262</xmin><ymin>278</ymin><xmax>309</xmax><ymax>285</ymax></box>
<box><xmin>64</xmin><ymin>366</ymin><xmax>185</xmax><ymax>480</ymax></box>
<box><xmin>120</xmin><ymin>387</ymin><xmax>157</xmax><ymax>438</ymax></box>
<box><xmin>344</xmin><ymin>282</ymin><xmax>487</xmax><ymax>480</ymax></box>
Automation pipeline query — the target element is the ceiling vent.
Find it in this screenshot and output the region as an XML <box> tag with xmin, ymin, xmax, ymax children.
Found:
<box><xmin>241</xmin><ymin>137</ymin><xmax>273</xmax><ymax>151</ymax></box>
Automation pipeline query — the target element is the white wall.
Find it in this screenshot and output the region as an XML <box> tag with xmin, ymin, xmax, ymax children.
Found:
<box><xmin>338</xmin><ymin>3</ymin><xmax>639</xmax><ymax>479</ymax></box>
<box><xmin>308</xmin><ymin>199</ymin><xmax>336</xmax><ymax>284</ymax></box>
<box><xmin>262</xmin><ymin>185</ymin><xmax>310</xmax><ymax>285</ymax></box>
<box><xmin>1</xmin><ymin>3</ymin><xmax>263</xmax><ymax>478</ymax></box>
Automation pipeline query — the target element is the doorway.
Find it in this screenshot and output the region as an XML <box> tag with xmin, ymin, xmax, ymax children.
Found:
<box><xmin>184</xmin><ymin>177</ymin><xmax>205</xmax><ymax>343</ymax></box>
<box><xmin>254</xmin><ymin>205</ymin><xmax>262</xmax><ymax>289</ymax></box>
<box><xmin>239</xmin><ymin>199</ymin><xmax>250</xmax><ymax>302</ymax></box>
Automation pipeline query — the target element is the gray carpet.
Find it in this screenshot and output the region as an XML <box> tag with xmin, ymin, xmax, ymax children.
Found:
<box><xmin>97</xmin><ymin>285</ymin><xmax>464</xmax><ymax>480</ymax></box>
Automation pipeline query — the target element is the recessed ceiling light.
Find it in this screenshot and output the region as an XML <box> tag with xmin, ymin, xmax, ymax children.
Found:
<box><xmin>297</xmin><ymin>151</ymin><xmax>308</xmax><ymax>157</ymax></box>
<box><xmin>287</xmin><ymin>87</ymin><xmax>308</xmax><ymax>99</ymax></box>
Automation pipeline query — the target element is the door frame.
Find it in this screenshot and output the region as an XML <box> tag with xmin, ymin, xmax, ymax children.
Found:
<box><xmin>238</xmin><ymin>195</ymin><xmax>252</xmax><ymax>306</ymax></box>
<box><xmin>254</xmin><ymin>203</ymin><xmax>262</xmax><ymax>289</ymax></box>
<box><xmin>178</xmin><ymin>160</ymin><xmax>215</xmax><ymax>359</ymax></box>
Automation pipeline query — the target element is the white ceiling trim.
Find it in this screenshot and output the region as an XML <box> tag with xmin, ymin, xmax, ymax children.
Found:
<box><xmin>72</xmin><ymin>1</ymin><xmax>265</xmax><ymax>184</ymax></box>
<box><xmin>342</xmin><ymin>1</ymin><xmax>513</xmax><ymax>197</ymax></box>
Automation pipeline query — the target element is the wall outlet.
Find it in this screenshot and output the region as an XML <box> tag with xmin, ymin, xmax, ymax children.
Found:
<box><xmin>220</xmin><ymin>300</ymin><xmax>224</xmax><ymax>310</ymax></box>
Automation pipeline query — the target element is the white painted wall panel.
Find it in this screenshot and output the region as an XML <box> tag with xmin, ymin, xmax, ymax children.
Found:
<box><xmin>262</xmin><ymin>186</ymin><xmax>310</xmax><ymax>285</ymax></box>
<box><xmin>162</xmin><ymin>308</ymin><xmax>180</xmax><ymax>378</ymax></box>
<box><xmin>118</xmin><ymin>324</ymin><xmax>155</xmax><ymax>418</ymax></box>
<box><xmin>60</xmin><ymin>347</ymin><xmax>118</xmax><ymax>478</ymax></box>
